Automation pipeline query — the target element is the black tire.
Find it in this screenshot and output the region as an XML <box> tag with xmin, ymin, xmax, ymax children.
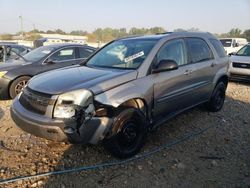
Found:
<box><xmin>206</xmin><ymin>82</ymin><xmax>226</xmax><ymax>112</ymax></box>
<box><xmin>103</xmin><ymin>108</ymin><xmax>147</xmax><ymax>159</ymax></box>
<box><xmin>9</xmin><ymin>76</ymin><xmax>31</xmax><ymax>99</ymax></box>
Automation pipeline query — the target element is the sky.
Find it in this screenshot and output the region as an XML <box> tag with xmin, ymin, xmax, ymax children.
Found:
<box><xmin>0</xmin><ymin>0</ymin><xmax>250</xmax><ymax>34</ymax></box>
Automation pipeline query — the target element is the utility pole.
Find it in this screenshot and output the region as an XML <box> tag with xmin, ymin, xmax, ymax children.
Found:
<box><xmin>19</xmin><ymin>16</ymin><xmax>24</xmax><ymax>40</ymax></box>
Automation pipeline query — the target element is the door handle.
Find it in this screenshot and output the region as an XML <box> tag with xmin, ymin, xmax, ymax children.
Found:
<box><xmin>184</xmin><ymin>69</ymin><xmax>193</xmax><ymax>75</ymax></box>
<box><xmin>211</xmin><ymin>62</ymin><xmax>216</xmax><ymax>67</ymax></box>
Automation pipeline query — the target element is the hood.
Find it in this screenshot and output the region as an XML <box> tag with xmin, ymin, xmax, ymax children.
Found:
<box><xmin>230</xmin><ymin>55</ymin><xmax>250</xmax><ymax>64</ymax></box>
<box><xmin>28</xmin><ymin>65</ymin><xmax>138</xmax><ymax>95</ymax></box>
<box><xmin>0</xmin><ymin>59</ymin><xmax>30</xmax><ymax>71</ymax></box>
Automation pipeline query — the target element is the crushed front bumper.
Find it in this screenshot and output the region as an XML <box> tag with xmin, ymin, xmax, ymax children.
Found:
<box><xmin>11</xmin><ymin>97</ymin><xmax>113</xmax><ymax>144</ymax></box>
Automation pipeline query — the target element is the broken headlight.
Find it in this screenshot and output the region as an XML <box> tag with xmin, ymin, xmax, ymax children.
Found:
<box><xmin>53</xmin><ymin>89</ymin><xmax>95</xmax><ymax>119</ymax></box>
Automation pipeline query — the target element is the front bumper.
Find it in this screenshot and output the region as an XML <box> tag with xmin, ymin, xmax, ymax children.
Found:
<box><xmin>11</xmin><ymin>97</ymin><xmax>113</xmax><ymax>144</ymax></box>
<box><xmin>229</xmin><ymin>65</ymin><xmax>250</xmax><ymax>81</ymax></box>
<box><xmin>0</xmin><ymin>77</ymin><xmax>11</xmax><ymax>99</ymax></box>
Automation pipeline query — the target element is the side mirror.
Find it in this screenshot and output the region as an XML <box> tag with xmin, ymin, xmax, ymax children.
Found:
<box><xmin>45</xmin><ymin>58</ymin><xmax>55</xmax><ymax>65</ymax></box>
<box><xmin>152</xmin><ymin>59</ymin><xmax>178</xmax><ymax>73</ymax></box>
<box><xmin>228</xmin><ymin>52</ymin><xmax>236</xmax><ymax>56</ymax></box>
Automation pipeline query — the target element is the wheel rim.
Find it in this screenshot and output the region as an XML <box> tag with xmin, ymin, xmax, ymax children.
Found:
<box><xmin>214</xmin><ymin>87</ymin><xmax>225</xmax><ymax>109</ymax></box>
<box><xmin>14</xmin><ymin>80</ymin><xmax>28</xmax><ymax>95</ymax></box>
<box><xmin>118</xmin><ymin>121</ymin><xmax>139</xmax><ymax>148</ymax></box>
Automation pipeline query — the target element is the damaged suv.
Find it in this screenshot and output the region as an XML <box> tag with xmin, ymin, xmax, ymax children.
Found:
<box><xmin>11</xmin><ymin>32</ymin><xmax>229</xmax><ymax>158</ymax></box>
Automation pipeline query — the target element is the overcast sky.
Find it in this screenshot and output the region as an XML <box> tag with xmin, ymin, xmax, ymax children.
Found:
<box><xmin>0</xmin><ymin>0</ymin><xmax>250</xmax><ymax>34</ymax></box>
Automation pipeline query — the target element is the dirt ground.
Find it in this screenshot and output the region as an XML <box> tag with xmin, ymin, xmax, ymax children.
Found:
<box><xmin>0</xmin><ymin>82</ymin><xmax>249</xmax><ymax>188</ymax></box>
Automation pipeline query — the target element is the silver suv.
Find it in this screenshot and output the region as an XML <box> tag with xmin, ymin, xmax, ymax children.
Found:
<box><xmin>11</xmin><ymin>32</ymin><xmax>229</xmax><ymax>158</ymax></box>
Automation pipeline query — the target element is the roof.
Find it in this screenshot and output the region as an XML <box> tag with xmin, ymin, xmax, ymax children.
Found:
<box><xmin>42</xmin><ymin>43</ymin><xmax>96</xmax><ymax>49</ymax></box>
<box><xmin>118</xmin><ymin>31</ymin><xmax>215</xmax><ymax>41</ymax></box>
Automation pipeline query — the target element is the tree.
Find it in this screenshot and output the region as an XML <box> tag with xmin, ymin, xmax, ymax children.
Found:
<box><xmin>173</xmin><ymin>28</ymin><xmax>186</xmax><ymax>32</ymax></box>
<box><xmin>54</xmin><ymin>29</ymin><xmax>66</xmax><ymax>35</ymax></box>
<box><xmin>186</xmin><ymin>27</ymin><xmax>200</xmax><ymax>32</ymax></box>
<box><xmin>70</xmin><ymin>30</ymin><xmax>88</xmax><ymax>36</ymax></box>
<box><xmin>149</xmin><ymin>27</ymin><xmax>166</xmax><ymax>34</ymax></box>
<box><xmin>46</xmin><ymin>30</ymin><xmax>56</xmax><ymax>34</ymax></box>
<box><xmin>228</xmin><ymin>28</ymin><xmax>242</xmax><ymax>37</ymax></box>
<box><xmin>242</xmin><ymin>29</ymin><xmax>250</xmax><ymax>41</ymax></box>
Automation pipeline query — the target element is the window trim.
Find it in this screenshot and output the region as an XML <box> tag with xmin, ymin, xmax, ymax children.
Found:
<box><xmin>184</xmin><ymin>37</ymin><xmax>215</xmax><ymax>64</ymax></box>
<box><xmin>76</xmin><ymin>47</ymin><xmax>95</xmax><ymax>60</ymax></box>
<box><xmin>209</xmin><ymin>38</ymin><xmax>227</xmax><ymax>58</ymax></box>
<box><xmin>42</xmin><ymin>46</ymin><xmax>77</xmax><ymax>65</ymax></box>
<box><xmin>155</xmin><ymin>38</ymin><xmax>188</xmax><ymax>67</ymax></box>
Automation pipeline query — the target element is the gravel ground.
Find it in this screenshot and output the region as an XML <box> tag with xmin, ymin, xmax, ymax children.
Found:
<box><xmin>0</xmin><ymin>82</ymin><xmax>249</xmax><ymax>188</ymax></box>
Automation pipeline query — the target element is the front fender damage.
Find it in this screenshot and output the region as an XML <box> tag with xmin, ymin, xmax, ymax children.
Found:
<box><xmin>62</xmin><ymin>97</ymin><xmax>113</xmax><ymax>145</ymax></box>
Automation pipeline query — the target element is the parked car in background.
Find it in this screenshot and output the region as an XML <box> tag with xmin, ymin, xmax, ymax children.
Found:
<box><xmin>229</xmin><ymin>44</ymin><xmax>250</xmax><ymax>81</ymax></box>
<box><xmin>0</xmin><ymin>43</ymin><xmax>96</xmax><ymax>99</ymax></box>
<box><xmin>219</xmin><ymin>38</ymin><xmax>248</xmax><ymax>55</ymax></box>
<box><xmin>11</xmin><ymin>32</ymin><xmax>229</xmax><ymax>158</ymax></box>
<box><xmin>0</xmin><ymin>43</ymin><xmax>32</xmax><ymax>63</ymax></box>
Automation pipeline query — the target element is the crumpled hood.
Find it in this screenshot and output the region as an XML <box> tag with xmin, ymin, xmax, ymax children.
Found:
<box><xmin>28</xmin><ymin>65</ymin><xmax>138</xmax><ymax>95</ymax></box>
<box><xmin>230</xmin><ymin>55</ymin><xmax>250</xmax><ymax>64</ymax></box>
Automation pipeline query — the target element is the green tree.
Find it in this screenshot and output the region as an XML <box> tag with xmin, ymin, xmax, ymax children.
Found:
<box><xmin>242</xmin><ymin>29</ymin><xmax>250</xmax><ymax>41</ymax></box>
<box><xmin>228</xmin><ymin>28</ymin><xmax>242</xmax><ymax>37</ymax></box>
<box><xmin>149</xmin><ymin>27</ymin><xmax>166</xmax><ymax>34</ymax></box>
<box><xmin>70</xmin><ymin>30</ymin><xmax>88</xmax><ymax>36</ymax></box>
<box><xmin>173</xmin><ymin>28</ymin><xmax>186</xmax><ymax>32</ymax></box>
<box><xmin>55</xmin><ymin>29</ymin><xmax>66</xmax><ymax>35</ymax></box>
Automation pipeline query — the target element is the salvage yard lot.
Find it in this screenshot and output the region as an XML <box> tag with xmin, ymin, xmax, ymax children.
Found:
<box><xmin>0</xmin><ymin>82</ymin><xmax>249</xmax><ymax>188</ymax></box>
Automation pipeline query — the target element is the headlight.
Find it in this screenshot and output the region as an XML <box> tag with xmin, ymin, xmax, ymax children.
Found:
<box><xmin>0</xmin><ymin>71</ymin><xmax>7</xmax><ymax>78</ymax></box>
<box><xmin>53</xmin><ymin>89</ymin><xmax>94</xmax><ymax>119</ymax></box>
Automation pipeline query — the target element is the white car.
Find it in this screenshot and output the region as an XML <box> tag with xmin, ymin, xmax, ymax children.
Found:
<box><xmin>229</xmin><ymin>44</ymin><xmax>250</xmax><ymax>81</ymax></box>
<box><xmin>220</xmin><ymin>38</ymin><xmax>248</xmax><ymax>55</ymax></box>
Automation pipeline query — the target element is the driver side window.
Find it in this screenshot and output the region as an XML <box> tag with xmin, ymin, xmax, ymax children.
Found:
<box><xmin>157</xmin><ymin>39</ymin><xmax>187</xmax><ymax>66</ymax></box>
<box><xmin>49</xmin><ymin>47</ymin><xmax>75</xmax><ymax>62</ymax></box>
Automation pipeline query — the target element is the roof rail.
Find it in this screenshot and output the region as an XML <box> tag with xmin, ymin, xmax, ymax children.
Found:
<box><xmin>117</xmin><ymin>35</ymin><xmax>143</xmax><ymax>40</ymax></box>
<box><xmin>155</xmin><ymin>32</ymin><xmax>173</xmax><ymax>35</ymax></box>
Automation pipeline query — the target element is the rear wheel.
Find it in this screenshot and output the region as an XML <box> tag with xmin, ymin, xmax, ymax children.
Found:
<box><xmin>206</xmin><ymin>82</ymin><xmax>226</xmax><ymax>112</ymax></box>
<box><xmin>103</xmin><ymin>108</ymin><xmax>147</xmax><ymax>158</ymax></box>
<box><xmin>9</xmin><ymin>76</ymin><xmax>31</xmax><ymax>99</ymax></box>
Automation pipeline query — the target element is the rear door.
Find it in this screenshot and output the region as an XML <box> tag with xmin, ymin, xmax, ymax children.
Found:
<box><xmin>75</xmin><ymin>47</ymin><xmax>95</xmax><ymax>64</ymax></box>
<box><xmin>42</xmin><ymin>47</ymin><xmax>77</xmax><ymax>72</ymax></box>
<box><xmin>185</xmin><ymin>38</ymin><xmax>216</xmax><ymax>103</ymax></box>
<box><xmin>152</xmin><ymin>38</ymin><xmax>198</xmax><ymax>118</ymax></box>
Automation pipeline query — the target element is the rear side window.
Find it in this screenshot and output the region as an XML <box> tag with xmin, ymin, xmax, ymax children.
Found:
<box><xmin>78</xmin><ymin>47</ymin><xmax>94</xmax><ymax>58</ymax></box>
<box><xmin>209</xmin><ymin>39</ymin><xmax>226</xmax><ymax>57</ymax></box>
<box><xmin>186</xmin><ymin>38</ymin><xmax>213</xmax><ymax>63</ymax></box>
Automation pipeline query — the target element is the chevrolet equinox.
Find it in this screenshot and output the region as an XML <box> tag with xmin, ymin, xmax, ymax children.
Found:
<box><xmin>11</xmin><ymin>32</ymin><xmax>229</xmax><ymax>158</ymax></box>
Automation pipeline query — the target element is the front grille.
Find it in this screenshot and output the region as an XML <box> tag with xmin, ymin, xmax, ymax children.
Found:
<box><xmin>232</xmin><ymin>62</ymin><xmax>250</xmax><ymax>69</ymax></box>
<box><xmin>19</xmin><ymin>87</ymin><xmax>53</xmax><ymax>115</ymax></box>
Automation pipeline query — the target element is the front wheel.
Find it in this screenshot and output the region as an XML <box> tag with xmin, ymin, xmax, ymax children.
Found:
<box><xmin>9</xmin><ymin>76</ymin><xmax>31</xmax><ymax>99</ymax></box>
<box><xmin>206</xmin><ymin>82</ymin><xmax>226</xmax><ymax>112</ymax></box>
<box><xmin>103</xmin><ymin>108</ymin><xmax>147</xmax><ymax>158</ymax></box>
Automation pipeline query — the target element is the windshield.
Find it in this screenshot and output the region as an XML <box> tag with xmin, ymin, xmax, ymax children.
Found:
<box><xmin>23</xmin><ymin>46</ymin><xmax>56</xmax><ymax>62</ymax></box>
<box><xmin>236</xmin><ymin>45</ymin><xmax>250</xmax><ymax>56</ymax></box>
<box><xmin>220</xmin><ymin>39</ymin><xmax>232</xmax><ymax>47</ymax></box>
<box><xmin>86</xmin><ymin>39</ymin><xmax>157</xmax><ymax>69</ymax></box>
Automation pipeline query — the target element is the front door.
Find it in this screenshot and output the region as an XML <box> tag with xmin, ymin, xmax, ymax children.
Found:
<box><xmin>152</xmin><ymin>38</ymin><xmax>198</xmax><ymax>118</ymax></box>
<box><xmin>42</xmin><ymin>47</ymin><xmax>78</xmax><ymax>72</ymax></box>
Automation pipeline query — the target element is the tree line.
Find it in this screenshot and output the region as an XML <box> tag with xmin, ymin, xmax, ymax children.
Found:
<box><xmin>0</xmin><ymin>27</ymin><xmax>250</xmax><ymax>42</ymax></box>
